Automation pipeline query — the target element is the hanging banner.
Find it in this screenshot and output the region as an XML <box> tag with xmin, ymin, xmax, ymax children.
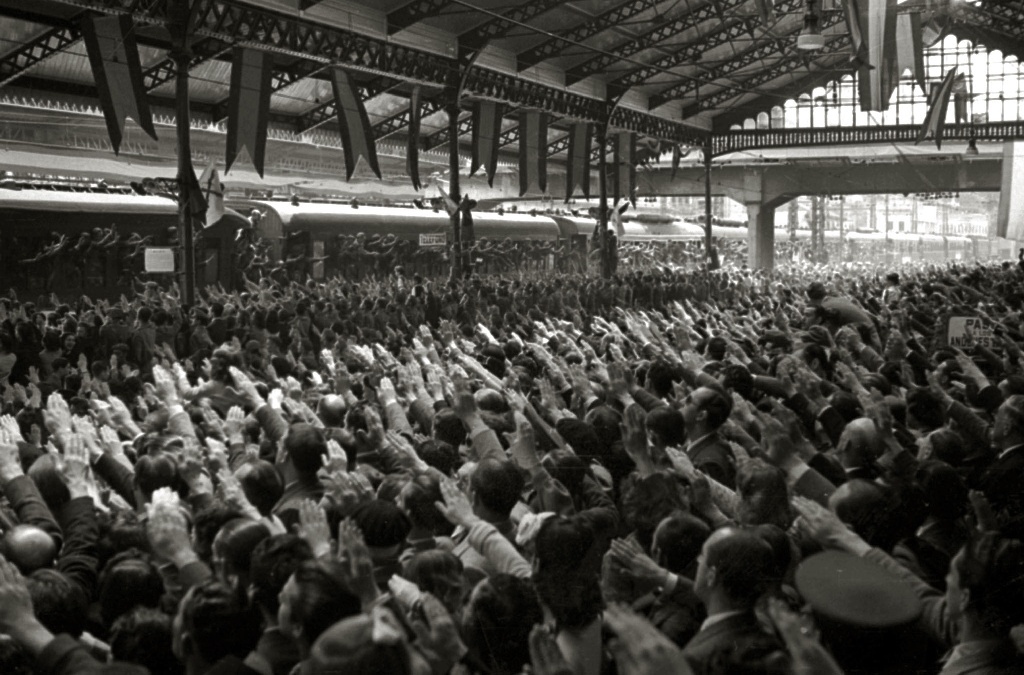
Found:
<box><xmin>564</xmin><ymin>122</ymin><xmax>592</xmax><ymax>202</ymax></box>
<box><xmin>81</xmin><ymin>14</ymin><xmax>157</xmax><ymax>154</ymax></box>
<box><xmin>471</xmin><ymin>101</ymin><xmax>503</xmax><ymax>187</ymax></box>
<box><xmin>198</xmin><ymin>162</ymin><xmax>224</xmax><ymax>228</ymax></box>
<box><xmin>997</xmin><ymin>141</ymin><xmax>1024</xmax><ymax>241</ymax></box>
<box><xmin>613</xmin><ymin>131</ymin><xmax>636</xmax><ymax>206</ymax></box>
<box><xmin>330</xmin><ymin>68</ymin><xmax>382</xmax><ymax>181</ymax></box>
<box><xmin>408</xmin><ymin>87</ymin><xmax>422</xmax><ymax>191</ymax></box>
<box><xmin>895</xmin><ymin>12</ymin><xmax>926</xmax><ymax>95</ymax></box>
<box><xmin>850</xmin><ymin>0</ymin><xmax>899</xmax><ymax>111</ymax></box>
<box><xmin>518</xmin><ymin>110</ymin><xmax>547</xmax><ymax>196</ymax></box>
<box><xmin>916</xmin><ymin>67</ymin><xmax>957</xmax><ymax>149</ymax></box>
<box><xmin>226</xmin><ymin>47</ymin><xmax>273</xmax><ymax>176</ymax></box>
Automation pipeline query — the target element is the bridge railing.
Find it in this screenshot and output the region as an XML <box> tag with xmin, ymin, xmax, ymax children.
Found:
<box><xmin>711</xmin><ymin>121</ymin><xmax>1024</xmax><ymax>157</ymax></box>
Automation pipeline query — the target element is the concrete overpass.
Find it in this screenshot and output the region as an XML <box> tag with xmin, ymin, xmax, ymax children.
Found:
<box><xmin>644</xmin><ymin>143</ymin><xmax>1006</xmax><ymax>269</ymax></box>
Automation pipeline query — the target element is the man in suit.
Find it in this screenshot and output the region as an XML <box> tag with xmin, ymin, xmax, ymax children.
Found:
<box><xmin>834</xmin><ymin>417</ymin><xmax>883</xmax><ymax>483</ymax></box>
<box><xmin>976</xmin><ymin>395</ymin><xmax>1024</xmax><ymax>532</ymax></box>
<box><xmin>681</xmin><ymin>386</ymin><xmax>737</xmax><ymax>488</ymax></box>
<box><xmin>681</xmin><ymin>527</ymin><xmax>777</xmax><ymax>670</ymax></box>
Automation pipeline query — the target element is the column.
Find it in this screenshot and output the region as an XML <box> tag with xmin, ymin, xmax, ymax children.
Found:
<box><xmin>747</xmin><ymin>202</ymin><xmax>776</xmax><ymax>270</ymax></box>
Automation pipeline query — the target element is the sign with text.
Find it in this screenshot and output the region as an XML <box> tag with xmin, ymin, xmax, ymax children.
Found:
<box><xmin>418</xmin><ymin>233</ymin><xmax>447</xmax><ymax>247</ymax></box>
<box><xmin>947</xmin><ymin>316</ymin><xmax>997</xmax><ymax>349</ymax></box>
<box><xmin>144</xmin><ymin>247</ymin><xmax>175</xmax><ymax>273</ymax></box>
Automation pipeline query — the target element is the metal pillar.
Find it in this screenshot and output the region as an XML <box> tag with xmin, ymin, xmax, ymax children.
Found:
<box><xmin>703</xmin><ymin>142</ymin><xmax>713</xmax><ymax>263</ymax></box>
<box><xmin>598</xmin><ymin>123</ymin><xmax>610</xmax><ymax>278</ymax></box>
<box><xmin>446</xmin><ymin>97</ymin><xmax>462</xmax><ymax>280</ymax></box>
<box><xmin>170</xmin><ymin>0</ymin><xmax>195</xmax><ymax>306</ymax></box>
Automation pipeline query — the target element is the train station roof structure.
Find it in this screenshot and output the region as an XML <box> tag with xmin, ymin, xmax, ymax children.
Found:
<box><xmin>0</xmin><ymin>0</ymin><xmax>1022</xmax><ymax>185</ymax></box>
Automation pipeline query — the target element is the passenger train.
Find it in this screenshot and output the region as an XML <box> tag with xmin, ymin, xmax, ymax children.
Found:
<box><xmin>1</xmin><ymin>189</ymin><xmax>981</xmax><ymax>298</ymax></box>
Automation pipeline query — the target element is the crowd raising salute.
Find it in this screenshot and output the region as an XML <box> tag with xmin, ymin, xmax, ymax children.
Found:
<box><xmin>1</xmin><ymin>256</ymin><xmax>1024</xmax><ymax>675</ymax></box>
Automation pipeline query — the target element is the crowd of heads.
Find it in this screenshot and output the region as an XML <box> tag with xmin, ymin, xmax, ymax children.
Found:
<box><xmin>0</xmin><ymin>252</ymin><xmax>1023</xmax><ymax>674</ymax></box>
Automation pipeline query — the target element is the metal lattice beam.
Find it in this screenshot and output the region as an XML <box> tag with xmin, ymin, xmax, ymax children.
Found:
<box><xmin>0</xmin><ymin>23</ymin><xmax>82</xmax><ymax>89</ymax></box>
<box><xmin>293</xmin><ymin>77</ymin><xmax>395</xmax><ymax>133</ymax></box>
<box><xmin>36</xmin><ymin>0</ymin><xmax>698</xmax><ymax>142</ymax></box>
<box><xmin>608</xmin><ymin>16</ymin><xmax>757</xmax><ymax>93</ymax></box>
<box><xmin>422</xmin><ymin>113</ymin><xmax>472</xmax><ymax>151</ymax></box>
<box><xmin>459</xmin><ymin>0</ymin><xmax>566</xmax><ymax>51</ymax></box>
<box><xmin>142</xmin><ymin>38</ymin><xmax>228</xmax><ymax>91</ymax></box>
<box><xmin>649</xmin><ymin>6</ymin><xmax>843</xmax><ymax>110</ymax></box>
<box><xmin>516</xmin><ymin>0</ymin><xmax>660</xmax><ymax>72</ymax></box>
<box><xmin>563</xmin><ymin>0</ymin><xmax>749</xmax><ymax>87</ymax></box>
<box><xmin>688</xmin><ymin>33</ymin><xmax>852</xmax><ymax>118</ymax></box>
<box><xmin>374</xmin><ymin>98</ymin><xmax>446</xmax><ymax>141</ymax></box>
<box><xmin>387</xmin><ymin>0</ymin><xmax>454</xmax><ymax>35</ymax></box>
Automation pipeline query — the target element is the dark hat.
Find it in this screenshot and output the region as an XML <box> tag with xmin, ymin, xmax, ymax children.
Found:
<box><xmin>796</xmin><ymin>551</ymin><xmax>921</xmax><ymax>630</ymax></box>
<box><xmin>108</xmin><ymin>308</ymin><xmax>126</xmax><ymax>319</ymax></box>
<box><xmin>759</xmin><ymin>331</ymin><xmax>792</xmax><ymax>349</ymax></box>
<box><xmin>807</xmin><ymin>281</ymin><xmax>827</xmax><ymax>301</ymax></box>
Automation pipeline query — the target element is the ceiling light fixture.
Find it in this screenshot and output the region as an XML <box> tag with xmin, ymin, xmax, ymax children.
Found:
<box><xmin>797</xmin><ymin>0</ymin><xmax>825</xmax><ymax>51</ymax></box>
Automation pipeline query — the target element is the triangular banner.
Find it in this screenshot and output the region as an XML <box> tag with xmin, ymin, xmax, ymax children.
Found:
<box><xmin>226</xmin><ymin>47</ymin><xmax>273</xmax><ymax>176</ymax></box>
<box><xmin>916</xmin><ymin>67</ymin><xmax>957</xmax><ymax>149</ymax></box>
<box><xmin>518</xmin><ymin>110</ymin><xmax>547</xmax><ymax>196</ymax></box>
<box><xmin>565</xmin><ymin>122</ymin><xmax>592</xmax><ymax>203</ymax></box>
<box><xmin>849</xmin><ymin>0</ymin><xmax>899</xmax><ymax>111</ymax></box>
<box><xmin>407</xmin><ymin>87</ymin><xmax>422</xmax><ymax>191</ymax></box>
<box><xmin>80</xmin><ymin>14</ymin><xmax>157</xmax><ymax>154</ymax></box>
<box><xmin>331</xmin><ymin>68</ymin><xmax>382</xmax><ymax>181</ymax></box>
<box><xmin>471</xmin><ymin>101</ymin><xmax>503</xmax><ymax>187</ymax></box>
<box><xmin>895</xmin><ymin>12</ymin><xmax>926</xmax><ymax>95</ymax></box>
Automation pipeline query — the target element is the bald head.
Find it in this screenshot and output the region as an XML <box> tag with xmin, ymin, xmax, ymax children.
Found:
<box><xmin>2</xmin><ymin>525</ymin><xmax>57</xmax><ymax>573</ymax></box>
<box><xmin>317</xmin><ymin>395</ymin><xmax>347</xmax><ymax>428</ymax></box>
<box><xmin>838</xmin><ymin>418</ymin><xmax>882</xmax><ymax>469</ymax></box>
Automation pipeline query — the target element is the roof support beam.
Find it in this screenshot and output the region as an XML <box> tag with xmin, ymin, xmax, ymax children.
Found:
<box><xmin>36</xmin><ymin>0</ymin><xmax>699</xmax><ymax>143</ymax></box>
<box><xmin>516</xmin><ymin>0</ymin><xmax>660</xmax><ymax>72</ymax></box>
<box><xmin>649</xmin><ymin>5</ymin><xmax>842</xmax><ymax>109</ymax></box>
<box><xmin>459</xmin><ymin>0</ymin><xmax>566</xmax><ymax>52</ymax></box>
<box><xmin>687</xmin><ymin>34</ymin><xmax>852</xmax><ymax>119</ymax></box>
<box><xmin>563</xmin><ymin>0</ymin><xmax>748</xmax><ymax>87</ymax></box>
<box><xmin>142</xmin><ymin>37</ymin><xmax>228</xmax><ymax>91</ymax></box>
<box><xmin>387</xmin><ymin>0</ymin><xmax>455</xmax><ymax>35</ymax></box>
<box><xmin>293</xmin><ymin>76</ymin><xmax>399</xmax><ymax>134</ymax></box>
<box><xmin>422</xmin><ymin>112</ymin><xmax>472</xmax><ymax>151</ymax></box>
<box><xmin>607</xmin><ymin>15</ymin><xmax>757</xmax><ymax>96</ymax></box>
<box><xmin>0</xmin><ymin>22</ymin><xmax>82</xmax><ymax>89</ymax></box>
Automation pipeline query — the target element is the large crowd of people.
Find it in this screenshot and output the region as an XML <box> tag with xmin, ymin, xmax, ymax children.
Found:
<box><xmin>0</xmin><ymin>252</ymin><xmax>1023</xmax><ymax>675</ymax></box>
